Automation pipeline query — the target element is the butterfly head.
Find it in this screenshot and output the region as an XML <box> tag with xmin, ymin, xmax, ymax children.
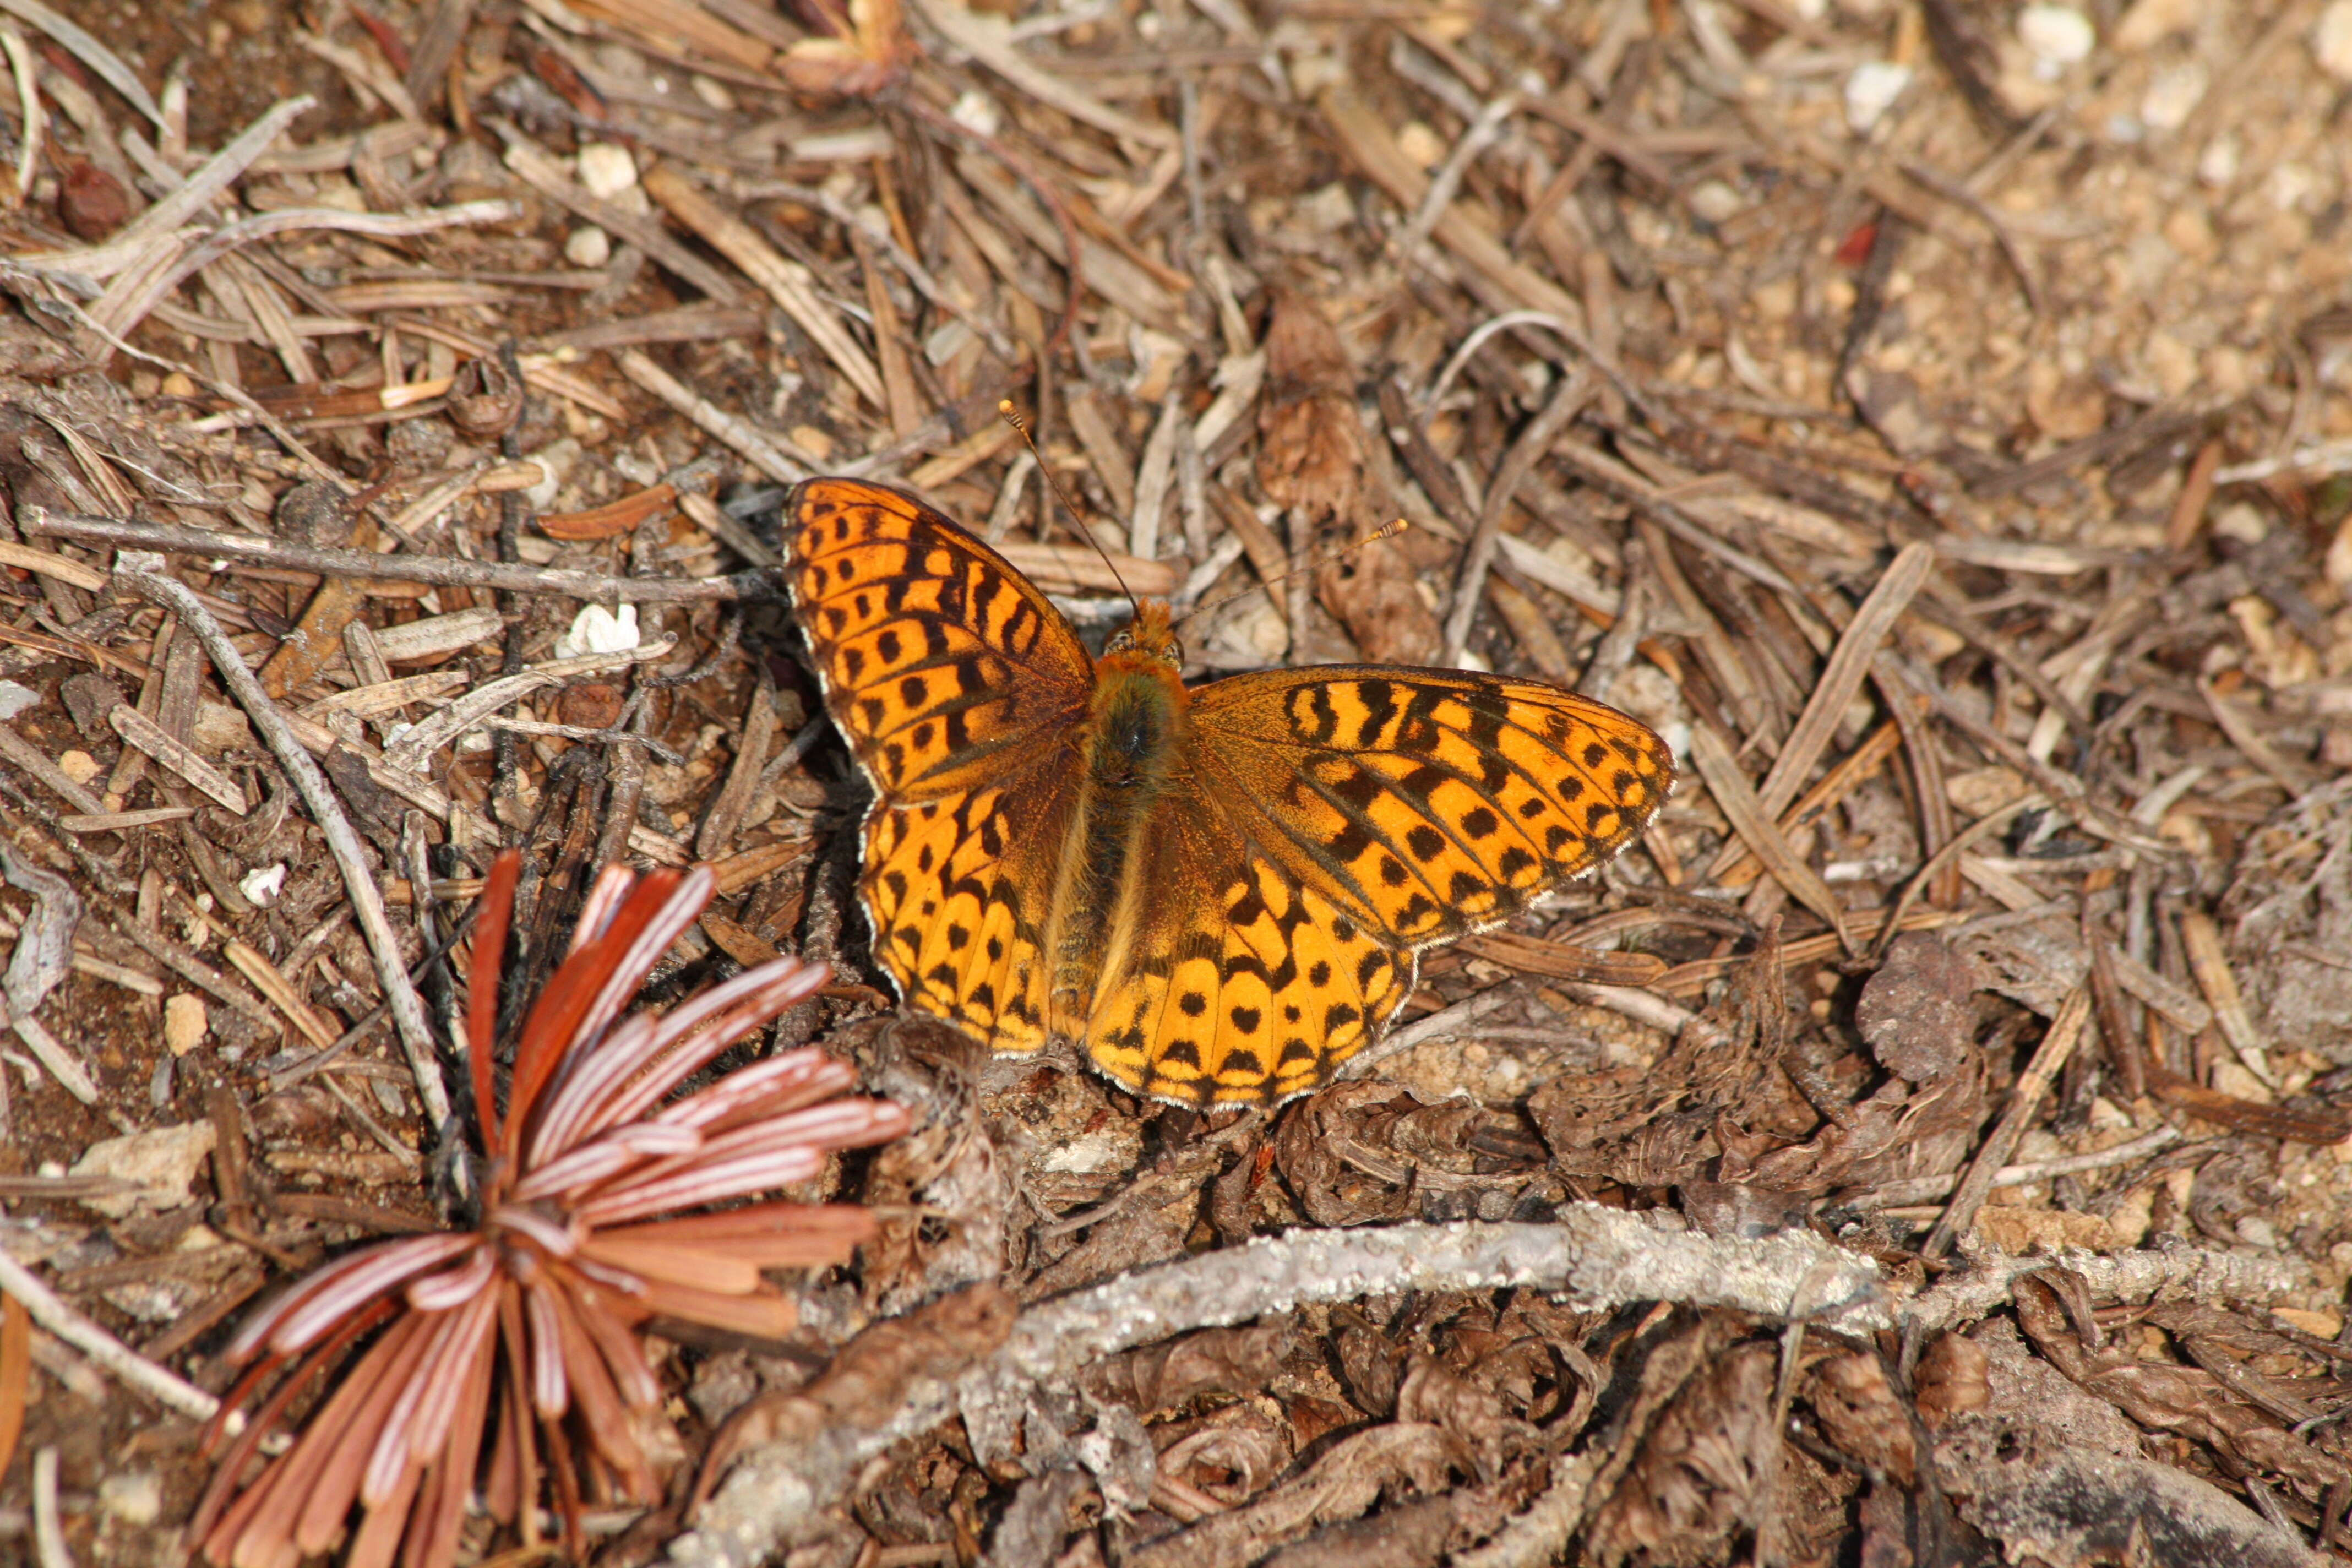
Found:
<box><xmin>1103</xmin><ymin>600</ymin><xmax>1183</xmax><ymax>670</ymax></box>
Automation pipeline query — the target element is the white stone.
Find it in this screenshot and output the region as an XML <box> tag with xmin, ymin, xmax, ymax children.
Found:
<box><xmin>2198</xmin><ymin>132</ymin><xmax>2241</xmax><ymax>187</ymax></box>
<box><xmin>238</xmin><ymin>862</ymin><xmax>286</xmax><ymax>907</ymax></box>
<box><xmin>2018</xmin><ymin>5</ymin><xmax>2096</xmax><ymax>71</ymax></box>
<box><xmin>554</xmin><ymin>602</ymin><xmax>639</xmax><ymax>660</ymax></box>
<box><xmin>69</xmin><ymin>1121</ymin><xmax>217</xmax><ymax>1218</ymax></box>
<box><xmin>2114</xmin><ymin>0</ymin><xmax>2200</xmax><ymax>51</ymax></box>
<box><xmin>950</xmin><ymin>90</ymin><xmax>1000</xmax><ymax>138</ymax></box>
<box><xmin>97</xmin><ymin>1472</ymin><xmax>162</xmax><ymax>1526</ymax></box>
<box><xmin>565</xmin><ymin>225</ymin><xmax>612</xmax><ymax>268</ymax></box>
<box><xmin>522</xmin><ymin>438</ymin><xmax>579</xmax><ymax>510</ymax></box>
<box><xmin>574</xmin><ymin>142</ymin><xmax>639</xmax><ymax>200</ymax></box>
<box><xmin>2317</xmin><ymin>0</ymin><xmax>2352</xmax><ymax>81</ymax></box>
<box><xmin>1844</xmin><ymin>61</ymin><xmax>1912</xmax><ymax>133</ymax></box>
<box><xmin>1688</xmin><ymin>179</ymin><xmax>1746</xmax><ymax>224</ymax></box>
<box><xmin>0</xmin><ymin>682</ymin><xmax>37</xmax><ymax>720</ymax></box>
<box><xmin>2139</xmin><ymin>61</ymin><xmax>2207</xmax><ymax>130</ymax></box>
<box><xmin>162</xmin><ymin>994</ymin><xmax>206</xmax><ymax>1056</ymax></box>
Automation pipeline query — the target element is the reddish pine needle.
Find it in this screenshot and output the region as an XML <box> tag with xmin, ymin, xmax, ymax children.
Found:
<box><xmin>195</xmin><ymin>852</ymin><xmax>908</xmax><ymax>1568</ymax></box>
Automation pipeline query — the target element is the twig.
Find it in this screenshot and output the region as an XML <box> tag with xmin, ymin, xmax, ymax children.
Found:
<box><xmin>1690</xmin><ymin>723</ymin><xmax>1854</xmax><ymax>954</ymax></box>
<box><xmin>1751</xmin><ymin>543</ymin><xmax>1931</xmax><ymax>819</ymax></box>
<box><xmin>1442</xmin><ymin>368</ymin><xmax>1593</xmax><ymax>665</ymax></box>
<box><xmin>114</xmin><ymin>563</ymin><xmax>449</xmax><ymax>1129</ymax></box>
<box><xmin>1920</xmin><ymin>987</ymin><xmax>2092</xmax><ymax>1261</ymax></box>
<box><xmin>25</xmin><ymin>510</ymin><xmax>762</xmax><ymax>601</ymax></box>
<box><xmin>0</xmin><ymin>0</ymin><xmax>161</xmax><ymax>127</ymax></box>
<box><xmin>32</xmin><ymin>1447</ymin><xmax>66</xmax><ymax>1568</ymax></box>
<box><xmin>0</xmin><ymin>1248</ymin><xmax>218</xmax><ymax>1420</ymax></box>
<box><xmin>1837</xmin><ymin>1125</ymin><xmax>2182</xmax><ymax>1209</ymax></box>
<box><xmin>680</xmin><ymin>1212</ymin><xmax>1880</xmax><ymax>1568</ymax></box>
<box><xmin>1898</xmin><ymin>1242</ymin><xmax>2305</xmax><ymax>1338</ymax></box>
<box><xmin>0</xmin><ymin>23</ymin><xmax>37</xmax><ymax>210</ymax></box>
<box><xmin>617</xmin><ymin>350</ymin><xmax>816</xmax><ymax>484</ymax></box>
<box><xmin>379</xmin><ymin>636</ymin><xmax>678</xmax><ymax>771</ymax></box>
<box><xmin>643</xmin><ymin>164</ymin><xmax>886</xmax><ymax>408</ymax></box>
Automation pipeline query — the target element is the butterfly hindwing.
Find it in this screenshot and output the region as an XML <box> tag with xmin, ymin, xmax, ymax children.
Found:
<box><xmin>1188</xmin><ymin>669</ymin><xmax>1674</xmax><ymax>950</ymax></box>
<box><xmin>861</xmin><ymin>772</ymin><xmax>1071</xmax><ymax>1056</ymax></box>
<box><xmin>1084</xmin><ymin>791</ymin><xmax>1413</xmax><ymax>1106</ymax></box>
<box><xmin>786</xmin><ymin>478</ymin><xmax>1094</xmax><ymax>799</ymax></box>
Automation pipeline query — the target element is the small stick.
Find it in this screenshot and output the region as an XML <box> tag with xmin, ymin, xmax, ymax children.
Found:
<box><xmin>1442</xmin><ymin>367</ymin><xmax>1594</xmax><ymax>666</ymax></box>
<box><xmin>0</xmin><ymin>1248</ymin><xmax>218</xmax><ymax>1420</ymax></box>
<box><xmin>618</xmin><ymin>351</ymin><xmax>815</xmax><ymax>485</ymax></box>
<box><xmin>1919</xmin><ymin>986</ymin><xmax>2092</xmax><ymax>1261</ymax></box>
<box><xmin>26</xmin><ymin>510</ymin><xmax>760</xmax><ymax>602</ymax></box>
<box><xmin>2178</xmin><ymin>908</ymin><xmax>2279</xmax><ymax>1087</ymax></box>
<box><xmin>114</xmin><ymin>562</ymin><xmax>449</xmax><ymax>1129</ymax></box>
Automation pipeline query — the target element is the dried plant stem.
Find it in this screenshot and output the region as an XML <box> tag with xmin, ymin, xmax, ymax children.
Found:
<box><xmin>1442</xmin><ymin>367</ymin><xmax>1593</xmax><ymax>665</ymax></box>
<box><xmin>28</xmin><ymin>511</ymin><xmax>760</xmax><ymax>602</ymax></box>
<box><xmin>1901</xmin><ymin>1243</ymin><xmax>2305</xmax><ymax>1338</ymax></box>
<box><xmin>116</xmin><ymin>565</ymin><xmax>449</xmax><ymax>1129</ymax></box>
<box><xmin>0</xmin><ymin>1249</ymin><xmax>218</xmax><ymax>1420</ymax></box>
<box><xmin>1919</xmin><ymin>986</ymin><xmax>2092</xmax><ymax>1261</ymax></box>
<box><xmin>682</xmin><ymin>1212</ymin><xmax>1879</xmax><ymax>1568</ymax></box>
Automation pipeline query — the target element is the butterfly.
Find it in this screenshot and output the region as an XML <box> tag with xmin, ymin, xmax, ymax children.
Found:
<box><xmin>784</xmin><ymin>478</ymin><xmax>1674</xmax><ymax>1107</ymax></box>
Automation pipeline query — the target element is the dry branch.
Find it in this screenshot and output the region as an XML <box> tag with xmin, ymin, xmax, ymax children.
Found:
<box><xmin>25</xmin><ymin>511</ymin><xmax>763</xmax><ymax>601</ymax></box>
<box><xmin>114</xmin><ymin>562</ymin><xmax>447</xmax><ymax>1128</ymax></box>
<box><xmin>678</xmin><ymin>1211</ymin><xmax>1880</xmax><ymax>1568</ymax></box>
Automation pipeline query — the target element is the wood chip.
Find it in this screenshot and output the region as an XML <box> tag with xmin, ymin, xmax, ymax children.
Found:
<box><xmin>2178</xmin><ymin>908</ymin><xmax>2278</xmax><ymax>1088</ymax></box>
<box><xmin>368</xmin><ymin>606</ymin><xmax>504</xmax><ymax>663</ymax></box>
<box><xmin>643</xmin><ymin>162</ymin><xmax>888</xmax><ymax>409</ymax></box>
<box><xmin>1689</xmin><ymin>723</ymin><xmax>1853</xmax><ymax>954</ymax></box>
<box><xmin>108</xmin><ymin>703</ymin><xmax>247</xmax><ymax>814</ymax></box>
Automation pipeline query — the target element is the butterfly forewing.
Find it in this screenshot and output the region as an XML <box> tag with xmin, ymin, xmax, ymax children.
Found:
<box><xmin>787</xmin><ymin>479</ymin><xmax>1097</xmax><ymax>1056</ymax></box>
<box><xmin>785</xmin><ymin>478</ymin><xmax>1093</xmax><ymax>798</ymax></box>
<box><xmin>1187</xmin><ymin>671</ymin><xmax>1674</xmax><ymax>951</ymax></box>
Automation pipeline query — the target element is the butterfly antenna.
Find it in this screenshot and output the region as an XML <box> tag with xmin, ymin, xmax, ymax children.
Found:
<box><xmin>1173</xmin><ymin>518</ymin><xmax>1411</xmax><ymax>632</ymax></box>
<box><xmin>998</xmin><ymin>400</ymin><xmax>1138</xmax><ymax>613</ymax></box>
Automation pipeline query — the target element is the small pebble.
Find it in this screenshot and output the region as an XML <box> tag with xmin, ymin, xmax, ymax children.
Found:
<box><xmin>98</xmin><ymin>1472</ymin><xmax>162</xmax><ymax>1527</ymax></box>
<box><xmin>950</xmin><ymin>90</ymin><xmax>1001</xmax><ymax>138</ymax></box>
<box><xmin>565</xmin><ymin>225</ymin><xmax>612</xmax><ymax>268</ymax></box>
<box><xmin>2114</xmin><ymin>0</ymin><xmax>2199</xmax><ymax>51</ymax></box>
<box><xmin>575</xmin><ymin>143</ymin><xmax>639</xmax><ymax>200</ymax></box>
<box><xmin>2317</xmin><ymin>0</ymin><xmax>2352</xmax><ymax>81</ymax></box>
<box><xmin>556</xmin><ymin>603</ymin><xmax>640</xmax><ymax>659</ymax></box>
<box><xmin>164</xmin><ymin>994</ymin><xmax>208</xmax><ymax>1056</ymax></box>
<box><xmin>56</xmin><ymin>749</ymin><xmax>100</xmax><ymax>784</ymax></box>
<box><xmin>1844</xmin><ymin>61</ymin><xmax>1912</xmax><ymax>134</ymax></box>
<box><xmin>1687</xmin><ymin>179</ymin><xmax>1746</xmax><ymax>224</ymax></box>
<box><xmin>239</xmin><ymin>862</ymin><xmax>287</xmax><ymax>907</ymax></box>
<box><xmin>2138</xmin><ymin>62</ymin><xmax>2206</xmax><ymax>131</ymax></box>
<box><xmin>1395</xmin><ymin>121</ymin><xmax>1447</xmax><ymax>170</ymax></box>
<box><xmin>0</xmin><ymin>681</ymin><xmax>36</xmax><ymax>720</ymax></box>
<box><xmin>2198</xmin><ymin>133</ymin><xmax>2240</xmax><ymax>186</ymax></box>
<box><xmin>2019</xmin><ymin>4</ymin><xmax>2096</xmax><ymax>73</ymax></box>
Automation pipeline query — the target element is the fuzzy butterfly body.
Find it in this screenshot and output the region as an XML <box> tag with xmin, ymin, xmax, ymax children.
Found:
<box><xmin>786</xmin><ymin>477</ymin><xmax>1674</xmax><ymax>1106</ymax></box>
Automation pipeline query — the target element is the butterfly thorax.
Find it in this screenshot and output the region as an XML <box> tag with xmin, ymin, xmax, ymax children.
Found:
<box><xmin>1044</xmin><ymin>604</ymin><xmax>1191</xmax><ymax>1036</ymax></box>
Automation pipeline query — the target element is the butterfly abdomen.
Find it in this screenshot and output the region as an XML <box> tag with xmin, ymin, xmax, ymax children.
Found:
<box><xmin>1045</xmin><ymin>662</ymin><xmax>1190</xmax><ymax>1035</ymax></box>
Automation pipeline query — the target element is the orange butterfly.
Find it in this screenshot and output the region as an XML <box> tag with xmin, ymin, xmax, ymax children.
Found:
<box><xmin>785</xmin><ymin>478</ymin><xmax>1673</xmax><ymax>1106</ymax></box>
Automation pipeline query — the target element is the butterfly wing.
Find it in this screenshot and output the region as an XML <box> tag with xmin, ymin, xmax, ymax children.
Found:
<box><xmin>787</xmin><ymin>478</ymin><xmax>1095</xmax><ymax>1053</ymax></box>
<box><xmin>785</xmin><ymin>478</ymin><xmax>1095</xmax><ymax>799</ymax></box>
<box><xmin>1081</xmin><ymin>787</ymin><xmax>1413</xmax><ymax>1106</ymax></box>
<box><xmin>1187</xmin><ymin>668</ymin><xmax>1673</xmax><ymax>950</ymax></box>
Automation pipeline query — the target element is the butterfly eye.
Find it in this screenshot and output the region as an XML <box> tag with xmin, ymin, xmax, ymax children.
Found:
<box><xmin>1108</xmin><ymin>630</ymin><xmax>1133</xmax><ymax>652</ymax></box>
<box><xmin>1159</xmin><ymin>639</ymin><xmax>1182</xmax><ymax>663</ymax></box>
